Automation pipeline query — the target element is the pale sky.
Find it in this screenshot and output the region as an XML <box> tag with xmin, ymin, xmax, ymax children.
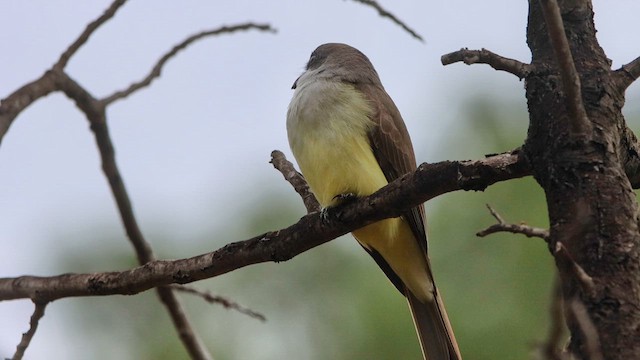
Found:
<box><xmin>1</xmin><ymin>1</ymin><xmax>639</xmax><ymax>358</ymax></box>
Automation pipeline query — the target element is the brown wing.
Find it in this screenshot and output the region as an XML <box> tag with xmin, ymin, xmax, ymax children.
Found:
<box><xmin>355</xmin><ymin>82</ymin><xmax>428</xmax><ymax>257</ymax></box>
<box><xmin>359</xmin><ymin>244</ymin><xmax>404</xmax><ymax>293</ymax></box>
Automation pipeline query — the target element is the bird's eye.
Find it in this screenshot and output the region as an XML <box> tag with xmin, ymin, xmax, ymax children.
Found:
<box><xmin>306</xmin><ymin>54</ymin><xmax>317</xmax><ymax>70</ymax></box>
<box><xmin>306</xmin><ymin>48</ymin><xmax>327</xmax><ymax>70</ymax></box>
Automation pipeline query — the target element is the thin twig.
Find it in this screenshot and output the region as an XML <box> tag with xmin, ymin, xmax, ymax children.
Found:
<box><xmin>349</xmin><ymin>0</ymin><xmax>423</xmax><ymax>42</ymax></box>
<box><xmin>270</xmin><ymin>150</ymin><xmax>320</xmax><ymax>213</ymax></box>
<box><xmin>155</xmin><ymin>287</ymin><xmax>212</xmax><ymax>360</ymax></box>
<box><xmin>614</xmin><ymin>55</ymin><xmax>640</xmax><ymax>91</ymax></box>
<box><xmin>539</xmin><ymin>0</ymin><xmax>591</xmax><ymax>136</ymax></box>
<box><xmin>441</xmin><ymin>48</ymin><xmax>531</xmax><ymax>79</ymax></box>
<box><xmin>568</xmin><ymin>299</ymin><xmax>604</xmax><ymax>360</ymax></box>
<box><xmin>554</xmin><ymin>242</ymin><xmax>597</xmax><ymax>298</ymax></box>
<box><xmin>172</xmin><ymin>285</ymin><xmax>266</xmax><ymax>322</ymax></box>
<box><xmin>538</xmin><ymin>276</ymin><xmax>569</xmax><ymax>360</ymax></box>
<box><xmin>54</xmin><ymin>0</ymin><xmax>128</xmax><ymax>70</ymax></box>
<box><xmin>12</xmin><ymin>301</ymin><xmax>48</xmax><ymax>360</ymax></box>
<box><xmin>476</xmin><ymin>204</ymin><xmax>549</xmax><ymax>240</ymax></box>
<box><xmin>102</xmin><ymin>23</ymin><xmax>276</xmax><ymax>105</ymax></box>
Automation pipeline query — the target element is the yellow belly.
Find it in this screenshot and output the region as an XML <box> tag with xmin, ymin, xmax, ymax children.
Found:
<box><xmin>287</xmin><ymin>80</ymin><xmax>432</xmax><ymax>301</ymax></box>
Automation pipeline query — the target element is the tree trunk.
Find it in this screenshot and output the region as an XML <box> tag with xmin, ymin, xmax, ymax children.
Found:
<box><xmin>524</xmin><ymin>1</ymin><xmax>640</xmax><ymax>358</ymax></box>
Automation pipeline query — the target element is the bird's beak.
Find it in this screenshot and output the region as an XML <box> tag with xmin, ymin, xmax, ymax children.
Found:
<box><xmin>292</xmin><ymin>74</ymin><xmax>303</xmax><ymax>89</ymax></box>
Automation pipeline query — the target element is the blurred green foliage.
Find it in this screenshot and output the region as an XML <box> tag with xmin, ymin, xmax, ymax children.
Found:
<box><xmin>53</xmin><ymin>96</ymin><xmax>560</xmax><ymax>360</ymax></box>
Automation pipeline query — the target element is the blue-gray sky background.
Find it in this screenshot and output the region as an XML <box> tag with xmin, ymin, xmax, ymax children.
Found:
<box><xmin>1</xmin><ymin>1</ymin><xmax>639</xmax><ymax>358</ymax></box>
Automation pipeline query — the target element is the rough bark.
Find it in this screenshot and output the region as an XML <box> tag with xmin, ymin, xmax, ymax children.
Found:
<box><xmin>524</xmin><ymin>1</ymin><xmax>640</xmax><ymax>358</ymax></box>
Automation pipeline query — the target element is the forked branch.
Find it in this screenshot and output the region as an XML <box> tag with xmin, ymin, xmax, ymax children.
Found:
<box><xmin>441</xmin><ymin>48</ymin><xmax>531</xmax><ymax>79</ymax></box>
<box><xmin>1</xmin><ymin>1</ymin><xmax>276</xmax><ymax>358</ymax></box>
<box><xmin>476</xmin><ymin>204</ymin><xmax>549</xmax><ymax>240</ymax></box>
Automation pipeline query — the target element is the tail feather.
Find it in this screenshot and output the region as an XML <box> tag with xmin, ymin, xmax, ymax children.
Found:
<box><xmin>406</xmin><ymin>288</ymin><xmax>461</xmax><ymax>360</ymax></box>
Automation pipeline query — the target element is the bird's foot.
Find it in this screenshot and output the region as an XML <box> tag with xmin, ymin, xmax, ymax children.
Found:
<box><xmin>320</xmin><ymin>193</ymin><xmax>358</xmax><ymax>223</ymax></box>
<box><xmin>332</xmin><ymin>192</ymin><xmax>357</xmax><ymax>203</ymax></box>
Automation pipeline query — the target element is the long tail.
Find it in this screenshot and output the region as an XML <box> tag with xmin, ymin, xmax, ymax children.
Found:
<box><xmin>406</xmin><ymin>287</ymin><xmax>461</xmax><ymax>360</ymax></box>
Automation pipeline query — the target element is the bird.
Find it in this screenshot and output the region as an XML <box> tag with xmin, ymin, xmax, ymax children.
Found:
<box><xmin>286</xmin><ymin>43</ymin><xmax>461</xmax><ymax>360</ymax></box>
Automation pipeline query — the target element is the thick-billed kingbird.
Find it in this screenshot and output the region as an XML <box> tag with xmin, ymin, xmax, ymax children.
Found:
<box><xmin>287</xmin><ymin>43</ymin><xmax>461</xmax><ymax>360</ymax></box>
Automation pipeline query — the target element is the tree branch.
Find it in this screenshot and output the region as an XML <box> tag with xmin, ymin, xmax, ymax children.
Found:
<box><xmin>620</xmin><ymin>123</ymin><xmax>640</xmax><ymax>189</ymax></box>
<box><xmin>102</xmin><ymin>23</ymin><xmax>276</xmax><ymax>105</ymax></box>
<box><xmin>538</xmin><ymin>0</ymin><xmax>592</xmax><ymax>136</ymax></box>
<box><xmin>476</xmin><ymin>204</ymin><xmax>549</xmax><ymax>240</ymax></box>
<box><xmin>568</xmin><ymin>299</ymin><xmax>604</xmax><ymax>360</ymax></box>
<box><xmin>539</xmin><ymin>278</ymin><xmax>569</xmax><ymax>360</ymax></box>
<box><xmin>54</xmin><ymin>71</ymin><xmax>154</xmax><ymax>261</ymax></box>
<box><xmin>52</xmin><ymin>70</ymin><xmax>211</xmax><ymax>360</ymax></box>
<box><xmin>613</xmin><ymin>55</ymin><xmax>640</xmax><ymax>91</ymax></box>
<box><xmin>270</xmin><ymin>150</ymin><xmax>320</xmax><ymax>213</ymax></box>
<box><xmin>54</xmin><ymin>0</ymin><xmax>128</xmax><ymax>71</ymax></box>
<box><xmin>441</xmin><ymin>48</ymin><xmax>532</xmax><ymax>79</ymax></box>
<box><xmin>553</xmin><ymin>242</ymin><xmax>597</xmax><ymax>298</ymax></box>
<box><xmin>2</xmin><ymin>4</ymin><xmax>279</xmax><ymax>359</ymax></box>
<box><xmin>0</xmin><ymin>0</ymin><xmax>128</xmax><ymax>145</ymax></box>
<box><xmin>0</xmin><ymin>150</ymin><xmax>530</xmax><ymax>302</ymax></box>
<box><xmin>12</xmin><ymin>301</ymin><xmax>48</xmax><ymax>360</ymax></box>
<box><xmin>155</xmin><ymin>287</ymin><xmax>212</xmax><ymax>360</ymax></box>
<box><xmin>525</xmin><ymin>1</ymin><xmax>636</xmax><ymax>357</ymax></box>
<box><xmin>171</xmin><ymin>285</ymin><xmax>266</xmax><ymax>322</ymax></box>
<box><xmin>349</xmin><ymin>0</ymin><xmax>423</xmax><ymax>42</ymax></box>
<box><xmin>0</xmin><ymin>72</ymin><xmax>58</xmax><ymax>145</ymax></box>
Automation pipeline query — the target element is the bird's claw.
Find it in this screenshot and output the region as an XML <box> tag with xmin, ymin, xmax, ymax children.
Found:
<box><xmin>320</xmin><ymin>207</ymin><xmax>331</xmax><ymax>222</ymax></box>
<box><xmin>320</xmin><ymin>193</ymin><xmax>358</xmax><ymax>223</ymax></box>
<box><xmin>333</xmin><ymin>192</ymin><xmax>357</xmax><ymax>203</ymax></box>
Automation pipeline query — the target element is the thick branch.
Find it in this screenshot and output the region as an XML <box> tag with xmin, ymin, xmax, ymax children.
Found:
<box><xmin>12</xmin><ymin>301</ymin><xmax>47</xmax><ymax>360</ymax></box>
<box><xmin>54</xmin><ymin>0</ymin><xmax>128</xmax><ymax>71</ymax></box>
<box><xmin>0</xmin><ymin>151</ymin><xmax>530</xmax><ymax>301</ymax></box>
<box><xmin>525</xmin><ymin>1</ymin><xmax>640</xmax><ymax>358</ymax></box>
<box><xmin>102</xmin><ymin>23</ymin><xmax>275</xmax><ymax>105</ymax></box>
<box><xmin>441</xmin><ymin>48</ymin><xmax>531</xmax><ymax>79</ymax></box>
<box><xmin>270</xmin><ymin>150</ymin><xmax>320</xmax><ymax>213</ymax></box>
<box><xmin>350</xmin><ymin>0</ymin><xmax>423</xmax><ymax>42</ymax></box>
<box><xmin>538</xmin><ymin>0</ymin><xmax>592</xmax><ymax>135</ymax></box>
<box><xmin>614</xmin><ymin>55</ymin><xmax>640</xmax><ymax>91</ymax></box>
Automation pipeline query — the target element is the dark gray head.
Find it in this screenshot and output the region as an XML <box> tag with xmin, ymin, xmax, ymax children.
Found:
<box><xmin>292</xmin><ymin>43</ymin><xmax>382</xmax><ymax>89</ymax></box>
